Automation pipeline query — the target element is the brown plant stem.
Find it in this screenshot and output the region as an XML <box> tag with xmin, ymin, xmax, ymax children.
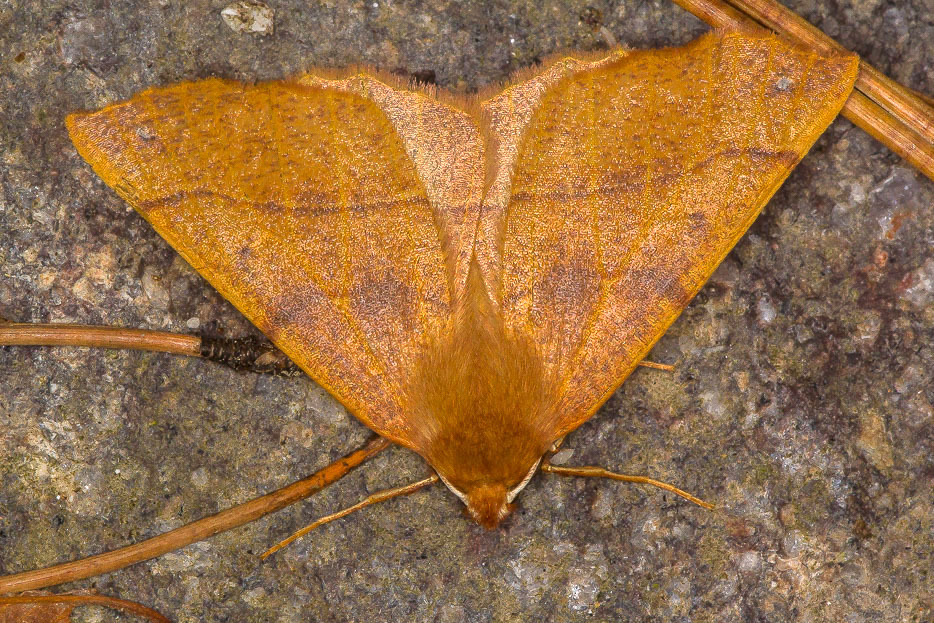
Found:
<box><xmin>0</xmin><ymin>436</ymin><xmax>391</xmax><ymax>595</ymax></box>
<box><xmin>671</xmin><ymin>0</ymin><xmax>934</xmax><ymax>181</ymax></box>
<box><xmin>0</xmin><ymin>323</ymin><xmax>301</xmax><ymax>375</ymax></box>
<box><xmin>846</xmin><ymin>91</ymin><xmax>934</xmax><ymax>178</ymax></box>
<box><xmin>0</xmin><ymin>593</ymin><xmax>171</xmax><ymax>623</ymax></box>
<box><xmin>0</xmin><ymin>323</ymin><xmax>201</xmax><ymax>356</ymax></box>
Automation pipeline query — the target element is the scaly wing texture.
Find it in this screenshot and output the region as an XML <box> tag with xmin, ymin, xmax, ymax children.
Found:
<box><xmin>483</xmin><ymin>31</ymin><xmax>858</xmax><ymax>438</ymax></box>
<box><xmin>67</xmin><ymin>78</ymin><xmax>462</xmax><ymax>444</ymax></box>
<box><xmin>297</xmin><ymin>72</ymin><xmax>486</xmax><ymax>294</ymax></box>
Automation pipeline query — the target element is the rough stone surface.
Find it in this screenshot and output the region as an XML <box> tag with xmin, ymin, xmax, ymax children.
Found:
<box><xmin>1</xmin><ymin>1</ymin><xmax>932</xmax><ymax>621</ymax></box>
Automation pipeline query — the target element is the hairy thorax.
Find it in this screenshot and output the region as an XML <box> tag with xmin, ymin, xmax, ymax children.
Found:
<box><xmin>405</xmin><ymin>263</ymin><xmax>557</xmax><ymax>528</ymax></box>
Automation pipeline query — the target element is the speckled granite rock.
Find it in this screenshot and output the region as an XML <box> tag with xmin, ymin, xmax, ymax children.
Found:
<box><xmin>1</xmin><ymin>1</ymin><xmax>932</xmax><ymax>621</ymax></box>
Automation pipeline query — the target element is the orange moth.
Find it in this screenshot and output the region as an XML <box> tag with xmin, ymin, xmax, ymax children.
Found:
<box><xmin>63</xmin><ymin>29</ymin><xmax>858</xmax><ymax>530</ymax></box>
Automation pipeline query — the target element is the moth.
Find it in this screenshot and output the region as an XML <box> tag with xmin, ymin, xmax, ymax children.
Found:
<box><xmin>60</xmin><ymin>29</ymin><xmax>857</xmax><ymax>530</ymax></box>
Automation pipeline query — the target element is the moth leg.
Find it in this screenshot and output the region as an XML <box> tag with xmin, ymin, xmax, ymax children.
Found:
<box><xmin>547</xmin><ymin>436</ymin><xmax>566</xmax><ymax>453</ymax></box>
<box><xmin>636</xmin><ymin>360</ymin><xmax>675</xmax><ymax>372</ymax></box>
<box><xmin>540</xmin><ymin>462</ymin><xmax>713</xmax><ymax>509</ymax></box>
<box><xmin>261</xmin><ymin>474</ymin><xmax>440</xmax><ymax>559</ymax></box>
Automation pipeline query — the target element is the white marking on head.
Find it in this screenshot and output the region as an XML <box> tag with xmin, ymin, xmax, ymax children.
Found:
<box><xmin>436</xmin><ymin>470</ymin><xmax>469</xmax><ymax>505</ymax></box>
<box><xmin>436</xmin><ymin>455</ymin><xmax>542</xmax><ymax>514</ymax></box>
<box><xmin>506</xmin><ymin>457</ymin><xmax>542</xmax><ymax>503</ymax></box>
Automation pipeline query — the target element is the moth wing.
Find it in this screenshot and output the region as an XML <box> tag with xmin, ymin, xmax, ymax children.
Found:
<box><xmin>483</xmin><ymin>31</ymin><xmax>858</xmax><ymax>437</ymax></box>
<box><xmin>67</xmin><ymin>79</ymin><xmax>462</xmax><ymax>444</ymax></box>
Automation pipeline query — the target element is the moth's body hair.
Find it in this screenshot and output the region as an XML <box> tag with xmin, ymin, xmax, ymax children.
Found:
<box><xmin>406</xmin><ymin>258</ymin><xmax>556</xmax><ymax>527</ymax></box>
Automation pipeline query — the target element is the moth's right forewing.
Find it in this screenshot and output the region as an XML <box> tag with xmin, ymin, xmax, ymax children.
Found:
<box><xmin>477</xmin><ymin>30</ymin><xmax>858</xmax><ymax>439</ymax></box>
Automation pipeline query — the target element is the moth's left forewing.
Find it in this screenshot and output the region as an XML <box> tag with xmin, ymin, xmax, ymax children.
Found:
<box><xmin>66</xmin><ymin>78</ymin><xmax>482</xmax><ymax>446</ymax></box>
<box><xmin>297</xmin><ymin>72</ymin><xmax>486</xmax><ymax>295</ymax></box>
<box><xmin>477</xmin><ymin>30</ymin><xmax>858</xmax><ymax>439</ymax></box>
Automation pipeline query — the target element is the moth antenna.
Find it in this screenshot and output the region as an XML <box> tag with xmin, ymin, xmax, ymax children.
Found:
<box><xmin>261</xmin><ymin>474</ymin><xmax>440</xmax><ymax>559</ymax></box>
<box><xmin>636</xmin><ymin>360</ymin><xmax>675</xmax><ymax>372</ymax></box>
<box><xmin>540</xmin><ymin>462</ymin><xmax>714</xmax><ymax>510</ymax></box>
<box><xmin>0</xmin><ymin>436</ymin><xmax>389</xmax><ymax>593</ymax></box>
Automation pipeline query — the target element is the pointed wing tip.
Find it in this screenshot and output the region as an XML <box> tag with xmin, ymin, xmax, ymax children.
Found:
<box><xmin>65</xmin><ymin>109</ymin><xmax>91</xmax><ymax>144</ymax></box>
<box><xmin>65</xmin><ymin>109</ymin><xmax>106</xmax><ymax>183</ymax></box>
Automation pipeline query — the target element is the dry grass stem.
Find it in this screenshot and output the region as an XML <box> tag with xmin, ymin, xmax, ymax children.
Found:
<box><xmin>0</xmin><ymin>323</ymin><xmax>202</xmax><ymax>356</ymax></box>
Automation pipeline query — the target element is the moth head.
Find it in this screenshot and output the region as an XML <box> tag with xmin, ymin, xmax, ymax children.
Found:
<box><xmin>464</xmin><ymin>483</ymin><xmax>513</xmax><ymax>529</ymax></box>
<box><xmin>434</xmin><ymin>455</ymin><xmax>543</xmax><ymax>529</ymax></box>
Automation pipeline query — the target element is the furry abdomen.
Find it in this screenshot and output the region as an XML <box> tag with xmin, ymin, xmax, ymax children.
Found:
<box><xmin>406</xmin><ymin>260</ymin><xmax>557</xmax><ymax>504</ymax></box>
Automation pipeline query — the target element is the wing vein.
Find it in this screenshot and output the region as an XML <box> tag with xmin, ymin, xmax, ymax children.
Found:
<box><xmin>323</xmin><ymin>93</ymin><xmax>394</xmax><ymax>386</ymax></box>
<box><xmin>556</xmin><ymin>69</ymin><xmax>609</xmax><ymax>388</ymax></box>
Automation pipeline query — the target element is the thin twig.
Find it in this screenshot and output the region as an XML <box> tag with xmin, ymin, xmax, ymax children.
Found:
<box><xmin>0</xmin><ymin>593</ymin><xmax>171</xmax><ymax>623</ymax></box>
<box><xmin>0</xmin><ymin>322</ymin><xmax>302</xmax><ymax>375</ymax></box>
<box><xmin>671</xmin><ymin>0</ymin><xmax>934</xmax><ymax>181</ymax></box>
<box><xmin>0</xmin><ymin>323</ymin><xmax>201</xmax><ymax>356</ymax></box>
<box><xmin>846</xmin><ymin>91</ymin><xmax>934</xmax><ymax>177</ymax></box>
<box><xmin>0</xmin><ymin>436</ymin><xmax>391</xmax><ymax>594</ymax></box>
<box><xmin>671</xmin><ymin>0</ymin><xmax>754</xmax><ymax>31</ymax></box>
